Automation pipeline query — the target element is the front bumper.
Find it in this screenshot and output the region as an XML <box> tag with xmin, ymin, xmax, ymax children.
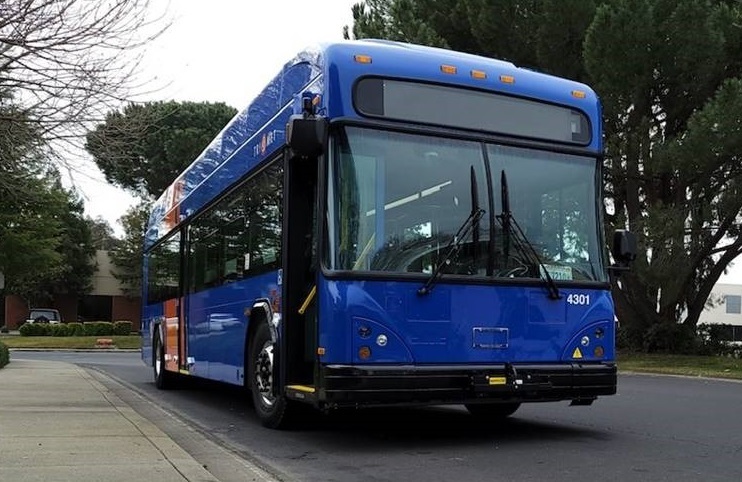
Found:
<box><xmin>314</xmin><ymin>362</ymin><xmax>616</xmax><ymax>408</ymax></box>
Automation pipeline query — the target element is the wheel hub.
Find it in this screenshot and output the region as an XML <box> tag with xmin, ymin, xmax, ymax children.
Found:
<box><xmin>255</xmin><ymin>341</ymin><xmax>275</xmax><ymax>407</ymax></box>
<box><xmin>155</xmin><ymin>342</ymin><xmax>162</xmax><ymax>376</ymax></box>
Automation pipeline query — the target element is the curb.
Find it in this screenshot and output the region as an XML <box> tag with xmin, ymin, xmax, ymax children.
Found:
<box><xmin>620</xmin><ymin>370</ymin><xmax>742</xmax><ymax>384</ymax></box>
<box><xmin>77</xmin><ymin>367</ymin><xmax>221</xmax><ymax>482</ymax></box>
<box><xmin>87</xmin><ymin>367</ymin><xmax>282</xmax><ymax>482</ymax></box>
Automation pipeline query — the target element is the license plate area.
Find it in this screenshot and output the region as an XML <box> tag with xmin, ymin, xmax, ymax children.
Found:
<box><xmin>472</xmin><ymin>327</ymin><xmax>509</xmax><ymax>349</ymax></box>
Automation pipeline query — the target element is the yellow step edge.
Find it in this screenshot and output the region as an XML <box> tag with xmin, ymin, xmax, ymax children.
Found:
<box><xmin>286</xmin><ymin>384</ymin><xmax>316</xmax><ymax>393</ymax></box>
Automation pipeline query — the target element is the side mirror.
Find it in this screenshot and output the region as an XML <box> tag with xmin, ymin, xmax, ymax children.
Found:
<box><xmin>286</xmin><ymin>115</ymin><xmax>327</xmax><ymax>158</ymax></box>
<box><xmin>611</xmin><ymin>229</ymin><xmax>637</xmax><ymax>267</ymax></box>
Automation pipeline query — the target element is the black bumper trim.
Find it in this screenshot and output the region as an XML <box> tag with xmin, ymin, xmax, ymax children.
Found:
<box><xmin>317</xmin><ymin>363</ymin><xmax>616</xmax><ymax>407</ymax></box>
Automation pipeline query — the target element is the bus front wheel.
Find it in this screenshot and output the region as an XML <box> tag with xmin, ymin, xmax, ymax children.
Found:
<box><xmin>465</xmin><ymin>402</ymin><xmax>521</xmax><ymax>421</ymax></box>
<box><xmin>249</xmin><ymin>323</ymin><xmax>295</xmax><ymax>429</ymax></box>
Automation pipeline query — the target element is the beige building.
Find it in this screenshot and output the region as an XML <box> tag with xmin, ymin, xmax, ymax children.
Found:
<box><xmin>698</xmin><ymin>283</ymin><xmax>742</xmax><ymax>342</ymax></box>
<box><xmin>2</xmin><ymin>250</ymin><xmax>141</xmax><ymax>330</ymax></box>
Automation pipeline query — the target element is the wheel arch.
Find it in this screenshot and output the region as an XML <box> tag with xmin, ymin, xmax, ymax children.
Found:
<box><xmin>244</xmin><ymin>299</ymin><xmax>279</xmax><ymax>384</ymax></box>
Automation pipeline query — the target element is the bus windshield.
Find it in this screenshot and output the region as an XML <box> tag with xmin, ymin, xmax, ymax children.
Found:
<box><xmin>327</xmin><ymin>127</ymin><xmax>605</xmax><ymax>282</ymax></box>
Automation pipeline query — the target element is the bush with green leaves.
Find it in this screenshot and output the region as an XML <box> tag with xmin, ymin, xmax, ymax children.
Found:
<box><xmin>66</xmin><ymin>322</ymin><xmax>85</xmax><ymax>336</ymax></box>
<box><xmin>82</xmin><ymin>322</ymin><xmax>114</xmax><ymax>336</ymax></box>
<box><xmin>49</xmin><ymin>324</ymin><xmax>70</xmax><ymax>337</ymax></box>
<box><xmin>16</xmin><ymin>320</ymin><xmax>137</xmax><ymax>337</ymax></box>
<box><xmin>0</xmin><ymin>341</ymin><xmax>9</xmax><ymax>368</ymax></box>
<box><xmin>19</xmin><ymin>323</ymin><xmax>51</xmax><ymax>336</ymax></box>
<box><xmin>113</xmin><ymin>321</ymin><xmax>133</xmax><ymax>335</ymax></box>
<box><xmin>696</xmin><ymin>324</ymin><xmax>742</xmax><ymax>357</ymax></box>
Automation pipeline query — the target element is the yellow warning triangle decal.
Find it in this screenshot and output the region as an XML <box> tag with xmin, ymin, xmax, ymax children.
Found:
<box><xmin>572</xmin><ymin>347</ymin><xmax>583</xmax><ymax>359</ymax></box>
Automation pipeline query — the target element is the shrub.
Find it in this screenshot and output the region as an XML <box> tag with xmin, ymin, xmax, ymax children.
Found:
<box><xmin>66</xmin><ymin>322</ymin><xmax>85</xmax><ymax>336</ymax></box>
<box><xmin>113</xmin><ymin>320</ymin><xmax>133</xmax><ymax>336</ymax></box>
<box><xmin>19</xmin><ymin>323</ymin><xmax>51</xmax><ymax>336</ymax></box>
<box><xmin>49</xmin><ymin>324</ymin><xmax>70</xmax><ymax>337</ymax></box>
<box><xmin>83</xmin><ymin>322</ymin><xmax>114</xmax><ymax>336</ymax></box>
<box><xmin>642</xmin><ymin>322</ymin><xmax>698</xmax><ymax>353</ymax></box>
<box><xmin>0</xmin><ymin>324</ymin><xmax>8</xmax><ymax>334</ymax></box>
<box><xmin>696</xmin><ymin>323</ymin><xmax>742</xmax><ymax>357</ymax></box>
<box><xmin>0</xmin><ymin>341</ymin><xmax>8</xmax><ymax>368</ymax></box>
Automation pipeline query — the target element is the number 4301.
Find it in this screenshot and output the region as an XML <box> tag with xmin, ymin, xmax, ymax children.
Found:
<box><xmin>567</xmin><ymin>294</ymin><xmax>590</xmax><ymax>305</ymax></box>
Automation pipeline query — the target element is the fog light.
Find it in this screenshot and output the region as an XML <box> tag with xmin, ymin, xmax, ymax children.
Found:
<box><xmin>376</xmin><ymin>334</ymin><xmax>388</xmax><ymax>347</ymax></box>
<box><xmin>581</xmin><ymin>336</ymin><xmax>590</xmax><ymax>347</ymax></box>
<box><xmin>594</xmin><ymin>346</ymin><xmax>604</xmax><ymax>358</ymax></box>
<box><xmin>358</xmin><ymin>346</ymin><xmax>371</xmax><ymax>360</ymax></box>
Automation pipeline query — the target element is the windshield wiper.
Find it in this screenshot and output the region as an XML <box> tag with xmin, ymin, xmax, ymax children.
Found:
<box><xmin>498</xmin><ymin>170</ymin><xmax>561</xmax><ymax>300</ymax></box>
<box><xmin>418</xmin><ymin>207</ymin><xmax>485</xmax><ymax>296</ymax></box>
<box><xmin>470</xmin><ymin>166</ymin><xmax>481</xmax><ymax>267</ymax></box>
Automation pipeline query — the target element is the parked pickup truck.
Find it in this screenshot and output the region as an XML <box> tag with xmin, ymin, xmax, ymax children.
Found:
<box><xmin>25</xmin><ymin>308</ymin><xmax>62</xmax><ymax>324</ymax></box>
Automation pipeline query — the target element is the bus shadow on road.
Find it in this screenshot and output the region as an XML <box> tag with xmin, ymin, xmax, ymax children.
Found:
<box><xmin>174</xmin><ymin>378</ymin><xmax>610</xmax><ymax>449</ymax></box>
<box><xmin>301</xmin><ymin>406</ymin><xmax>610</xmax><ymax>449</ymax></box>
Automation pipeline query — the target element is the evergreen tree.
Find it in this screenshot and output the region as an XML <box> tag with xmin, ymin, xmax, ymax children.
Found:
<box><xmin>348</xmin><ymin>0</ymin><xmax>742</xmax><ymax>351</ymax></box>
<box><xmin>109</xmin><ymin>201</ymin><xmax>151</xmax><ymax>298</ymax></box>
<box><xmin>86</xmin><ymin>101</ymin><xmax>237</xmax><ymax>198</ymax></box>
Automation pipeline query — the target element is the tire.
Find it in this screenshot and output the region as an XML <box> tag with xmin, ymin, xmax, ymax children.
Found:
<box><xmin>465</xmin><ymin>402</ymin><xmax>521</xmax><ymax>422</ymax></box>
<box><xmin>153</xmin><ymin>332</ymin><xmax>176</xmax><ymax>389</ymax></box>
<box><xmin>248</xmin><ymin>323</ymin><xmax>295</xmax><ymax>429</ymax></box>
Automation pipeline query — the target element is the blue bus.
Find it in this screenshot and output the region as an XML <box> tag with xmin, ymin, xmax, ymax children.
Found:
<box><xmin>142</xmin><ymin>40</ymin><xmax>636</xmax><ymax>428</ymax></box>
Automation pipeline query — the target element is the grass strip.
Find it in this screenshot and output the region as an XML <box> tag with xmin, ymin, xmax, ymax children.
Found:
<box><xmin>2</xmin><ymin>337</ymin><xmax>740</xmax><ymax>380</ymax></box>
<box><xmin>0</xmin><ymin>335</ymin><xmax>140</xmax><ymax>350</ymax></box>
<box><xmin>618</xmin><ymin>352</ymin><xmax>742</xmax><ymax>380</ymax></box>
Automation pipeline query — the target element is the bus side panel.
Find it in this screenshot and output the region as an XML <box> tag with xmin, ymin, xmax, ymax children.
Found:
<box><xmin>186</xmin><ymin>270</ymin><xmax>281</xmax><ymax>385</ymax></box>
<box><xmin>317</xmin><ymin>277</ymin><xmax>615</xmax><ymax>365</ymax></box>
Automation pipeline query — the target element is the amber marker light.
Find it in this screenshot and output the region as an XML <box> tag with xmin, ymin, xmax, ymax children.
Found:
<box><xmin>594</xmin><ymin>346</ymin><xmax>605</xmax><ymax>358</ymax></box>
<box><xmin>471</xmin><ymin>69</ymin><xmax>487</xmax><ymax>79</ymax></box>
<box><xmin>440</xmin><ymin>64</ymin><xmax>458</xmax><ymax>74</ymax></box>
<box><xmin>354</xmin><ymin>54</ymin><xmax>372</xmax><ymax>64</ymax></box>
<box><xmin>572</xmin><ymin>90</ymin><xmax>587</xmax><ymax>99</ymax></box>
<box><xmin>358</xmin><ymin>346</ymin><xmax>372</xmax><ymax>360</ymax></box>
<box><xmin>499</xmin><ymin>74</ymin><xmax>515</xmax><ymax>84</ymax></box>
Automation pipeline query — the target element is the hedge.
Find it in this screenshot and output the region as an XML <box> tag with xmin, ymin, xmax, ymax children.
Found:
<box><xmin>66</xmin><ymin>322</ymin><xmax>85</xmax><ymax>336</ymax></box>
<box><xmin>113</xmin><ymin>321</ymin><xmax>133</xmax><ymax>335</ymax></box>
<box><xmin>82</xmin><ymin>322</ymin><xmax>114</xmax><ymax>336</ymax></box>
<box><xmin>49</xmin><ymin>324</ymin><xmax>70</xmax><ymax>337</ymax></box>
<box><xmin>0</xmin><ymin>341</ymin><xmax>9</xmax><ymax>368</ymax></box>
<box><xmin>19</xmin><ymin>321</ymin><xmax>135</xmax><ymax>337</ymax></box>
<box><xmin>19</xmin><ymin>322</ymin><xmax>51</xmax><ymax>336</ymax></box>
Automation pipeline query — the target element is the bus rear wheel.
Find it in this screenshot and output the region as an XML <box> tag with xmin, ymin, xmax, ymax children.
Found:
<box><xmin>153</xmin><ymin>332</ymin><xmax>176</xmax><ymax>389</ymax></box>
<box><xmin>465</xmin><ymin>402</ymin><xmax>521</xmax><ymax>422</ymax></box>
<box><xmin>249</xmin><ymin>323</ymin><xmax>296</xmax><ymax>429</ymax></box>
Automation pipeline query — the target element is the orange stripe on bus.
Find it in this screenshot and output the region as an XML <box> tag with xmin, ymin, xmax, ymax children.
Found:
<box><xmin>164</xmin><ymin>299</ymin><xmax>177</xmax><ymax>318</ymax></box>
<box><xmin>164</xmin><ymin>299</ymin><xmax>179</xmax><ymax>371</ymax></box>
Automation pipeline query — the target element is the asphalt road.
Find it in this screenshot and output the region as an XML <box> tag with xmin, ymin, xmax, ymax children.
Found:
<box><xmin>12</xmin><ymin>350</ymin><xmax>742</xmax><ymax>482</ymax></box>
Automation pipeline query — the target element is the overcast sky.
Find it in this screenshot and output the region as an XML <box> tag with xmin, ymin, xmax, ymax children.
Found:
<box><xmin>73</xmin><ymin>0</ymin><xmax>356</xmax><ymax>231</ymax></box>
<box><xmin>69</xmin><ymin>0</ymin><xmax>742</xmax><ymax>284</ymax></box>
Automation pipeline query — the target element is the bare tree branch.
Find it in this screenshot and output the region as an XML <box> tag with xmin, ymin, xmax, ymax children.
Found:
<box><xmin>0</xmin><ymin>0</ymin><xmax>169</xmax><ymax>148</ymax></box>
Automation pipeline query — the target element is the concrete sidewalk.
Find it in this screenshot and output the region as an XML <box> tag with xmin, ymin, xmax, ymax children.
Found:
<box><xmin>0</xmin><ymin>359</ymin><xmax>272</xmax><ymax>482</ymax></box>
